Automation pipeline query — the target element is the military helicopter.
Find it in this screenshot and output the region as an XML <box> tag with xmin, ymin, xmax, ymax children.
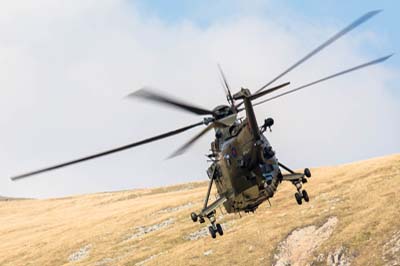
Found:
<box><xmin>10</xmin><ymin>10</ymin><xmax>392</xmax><ymax>238</ymax></box>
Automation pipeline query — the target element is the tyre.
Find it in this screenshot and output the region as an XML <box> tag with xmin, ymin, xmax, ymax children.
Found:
<box><xmin>216</xmin><ymin>223</ymin><xmax>224</xmax><ymax>236</ymax></box>
<box><xmin>302</xmin><ymin>190</ymin><xmax>310</xmax><ymax>202</ymax></box>
<box><xmin>190</xmin><ymin>212</ymin><xmax>198</xmax><ymax>222</ymax></box>
<box><xmin>304</xmin><ymin>168</ymin><xmax>311</xmax><ymax>178</ymax></box>
<box><xmin>209</xmin><ymin>226</ymin><xmax>216</xmax><ymax>238</ymax></box>
<box><xmin>295</xmin><ymin>192</ymin><xmax>302</xmax><ymax>205</ymax></box>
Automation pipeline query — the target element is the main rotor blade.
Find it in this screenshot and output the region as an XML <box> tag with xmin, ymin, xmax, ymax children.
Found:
<box><xmin>249</xmin><ymin>82</ymin><xmax>290</xmax><ymax>100</ymax></box>
<box><xmin>217</xmin><ymin>64</ymin><xmax>234</xmax><ymax>105</ymax></box>
<box><xmin>168</xmin><ymin>124</ymin><xmax>214</xmax><ymax>159</ymax></box>
<box><xmin>10</xmin><ymin>121</ymin><xmax>204</xmax><ymax>181</ymax></box>
<box><xmin>127</xmin><ymin>88</ymin><xmax>215</xmax><ymax>116</ymax></box>
<box><xmin>256</xmin><ymin>10</ymin><xmax>382</xmax><ymax>93</ymax></box>
<box><xmin>168</xmin><ymin>114</ymin><xmax>237</xmax><ymax>158</ymax></box>
<box><xmin>235</xmin><ymin>82</ymin><xmax>290</xmax><ymax>108</ymax></box>
<box><xmin>252</xmin><ymin>54</ymin><xmax>393</xmax><ymax>107</ymax></box>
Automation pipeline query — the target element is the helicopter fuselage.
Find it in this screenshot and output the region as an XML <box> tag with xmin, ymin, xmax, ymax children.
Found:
<box><xmin>209</xmin><ymin>120</ymin><xmax>281</xmax><ymax>214</ymax></box>
<box><xmin>207</xmin><ymin>91</ymin><xmax>281</xmax><ymax>214</ymax></box>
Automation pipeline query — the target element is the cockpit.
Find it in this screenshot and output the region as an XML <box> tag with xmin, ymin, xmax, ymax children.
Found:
<box><xmin>212</xmin><ymin>105</ymin><xmax>234</xmax><ymax>120</ymax></box>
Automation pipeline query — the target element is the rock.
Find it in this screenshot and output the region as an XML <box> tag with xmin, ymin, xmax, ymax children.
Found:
<box><xmin>382</xmin><ymin>230</ymin><xmax>400</xmax><ymax>266</ymax></box>
<box><xmin>273</xmin><ymin>217</ymin><xmax>338</xmax><ymax>266</ymax></box>
<box><xmin>184</xmin><ymin>227</ymin><xmax>209</xmax><ymax>241</ymax></box>
<box><xmin>203</xmin><ymin>250</ymin><xmax>213</xmax><ymax>256</ymax></box>
<box><xmin>95</xmin><ymin>257</ymin><xmax>114</xmax><ymax>266</ymax></box>
<box><xmin>151</xmin><ymin>202</ymin><xmax>194</xmax><ymax>216</ymax></box>
<box><xmin>326</xmin><ymin>246</ymin><xmax>353</xmax><ymax>266</ymax></box>
<box><xmin>126</xmin><ymin>218</ymin><xmax>174</xmax><ymax>240</ymax></box>
<box><xmin>135</xmin><ymin>253</ymin><xmax>162</xmax><ymax>266</ymax></box>
<box><xmin>68</xmin><ymin>244</ymin><xmax>92</xmax><ymax>262</ymax></box>
<box><xmin>316</xmin><ymin>253</ymin><xmax>325</xmax><ymax>262</ymax></box>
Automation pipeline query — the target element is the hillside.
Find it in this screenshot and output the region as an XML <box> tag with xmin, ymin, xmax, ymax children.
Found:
<box><xmin>0</xmin><ymin>154</ymin><xmax>399</xmax><ymax>266</ymax></box>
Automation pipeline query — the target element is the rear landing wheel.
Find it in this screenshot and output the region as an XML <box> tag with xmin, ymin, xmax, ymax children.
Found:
<box><xmin>295</xmin><ymin>192</ymin><xmax>302</xmax><ymax>205</ymax></box>
<box><xmin>216</xmin><ymin>223</ymin><xmax>224</xmax><ymax>236</ymax></box>
<box><xmin>190</xmin><ymin>212</ymin><xmax>198</xmax><ymax>222</ymax></box>
<box><xmin>208</xmin><ymin>226</ymin><xmax>216</xmax><ymax>239</ymax></box>
<box><xmin>302</xmin><ymin>190</ymin><xmax>310</xmax><ymax>202</ymax></box>
<box><xmin>304</xmin><ymin>168</ymin><xmax>311</xmax><ymax>178</ymax></box>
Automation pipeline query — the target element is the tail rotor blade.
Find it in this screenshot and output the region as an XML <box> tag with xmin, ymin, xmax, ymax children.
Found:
<box><xmin>256</xmin><ymin>10</ymin><xmax>382</xmax><ymax>93</ymax></box>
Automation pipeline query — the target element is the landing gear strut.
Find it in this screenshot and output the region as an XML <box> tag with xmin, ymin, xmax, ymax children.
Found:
<box><xmin>189</xmin><ymin>176</ymin><xmax>224</xmax><ymax>238</ymax></box>
<box><xmin>279</xmin><ymin>163</ymin><xmax>312</xmax><ymax>205</ymax></box>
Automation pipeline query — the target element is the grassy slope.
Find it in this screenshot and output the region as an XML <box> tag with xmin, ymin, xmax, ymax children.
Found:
<box><xmin>0</xmin><ymin>154</ymin><xmax>399</xmax><ymax>266</ymax></box>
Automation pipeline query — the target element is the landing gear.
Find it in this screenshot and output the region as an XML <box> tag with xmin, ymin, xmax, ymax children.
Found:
<box><xmin>216</xmin><ymin>223</ymin><xmax>224</xmax><ymax>236</ymax></box>
<box><xmin>279</xmin><ymin>162</ymin><xmax>312</xmax><ymax>206</ymax></box>
<box><xmin>304</xmin><ymin>168</ymin><xmax>311</xmax><ymax>178</ymax></box>
<box><xmin>208</xmin><ymin>221</ymin><xmax>223</xmax><ymax>239</ymax></box>
<box><xmin>191</xmin><ymin>211</ymin><xmax>220</xmax><ymax>238</ymax></box>
<box><xmin>293</xmin><ymin>181</ymin><xmax>310</xmax><ymax>205</ymax></box>
<box><xmin>208</xmin><ymin>226</ymin><xmax>217</xmax><ymax>239</ymax></box>
<box><xmin>190</xmin><ymin>212</ymin><xmax>198</xmax><ymax>222</ymax></box>
<box><xmin>291</xmin><ymin>168</ymin><xmax>311</xmax><ymax>205</ymax></box>
<box><xmin>190</xmin><ymin>176</ymin><xmax>226</xmax><ymax>238</ymax></box>
<box><xmin>302</xmin><ymin>190</ymin><xmax>309</xmax><ymax>202</ymax></box>
<box><xmin>295</xmin><ymin>192</ymin><xmax>302</xmax><ymax>205</ymax></box>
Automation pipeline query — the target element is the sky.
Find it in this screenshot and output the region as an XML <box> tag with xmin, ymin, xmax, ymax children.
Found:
<box><xmin>0</xmin><ymin>0</ymin><xmax>399</xmax><ymax>198</ymax></box>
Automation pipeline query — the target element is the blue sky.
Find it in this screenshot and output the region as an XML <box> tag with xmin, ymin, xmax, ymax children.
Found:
<box><xmin>135</xmin><ymin>0</ymin><xmax>398</xmax><ymax>65</ymax></box>
<box><xmin>134</xmin><ymin>0</ymin><xmax>399</xmax><ymax>100</ymax></box>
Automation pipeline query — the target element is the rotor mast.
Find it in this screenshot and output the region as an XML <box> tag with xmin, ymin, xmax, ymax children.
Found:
<box><xmin>233</xmin><ymin>88</ymin><xmax>261</xmax><ymax>141</ymax></box>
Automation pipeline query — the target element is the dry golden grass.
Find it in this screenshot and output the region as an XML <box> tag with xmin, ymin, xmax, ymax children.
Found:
<box><xmin>0</xmin><ymin>154</ymin><xmax>399</xmax><ymax>266</ymax></box>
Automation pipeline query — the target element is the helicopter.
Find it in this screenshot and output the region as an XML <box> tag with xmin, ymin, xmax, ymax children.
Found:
<box><xmin>10</xmin><ymin>10</ymin><xmax>392</xmax><ymax>239</ymax></box>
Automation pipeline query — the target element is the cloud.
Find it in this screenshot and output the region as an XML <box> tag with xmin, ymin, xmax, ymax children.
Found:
<box><xmin>0</xmin><ymin>1</ymin><xmax>398</xmax><ymax>198</ymax></box>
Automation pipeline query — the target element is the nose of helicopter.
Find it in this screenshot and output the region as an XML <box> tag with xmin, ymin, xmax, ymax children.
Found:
<box><xmin>212</xmin><ymin>105</ymin><xmax>234</xmax><ymax>119</ymax></box>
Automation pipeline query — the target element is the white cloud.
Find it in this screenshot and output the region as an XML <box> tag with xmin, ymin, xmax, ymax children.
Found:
<box><xmin>0</xmin><ymin>1</ymin><xmax>398</xmax><ymax>198</ymax></box>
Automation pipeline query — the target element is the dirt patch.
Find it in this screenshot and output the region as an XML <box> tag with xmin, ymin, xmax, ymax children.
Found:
<box><xmin>273</xmin><ymin>217</ymin><xmax>338</xmax><ymax>266</ymax></box>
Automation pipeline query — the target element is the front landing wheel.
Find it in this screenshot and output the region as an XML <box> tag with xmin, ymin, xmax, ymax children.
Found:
<box><xmin>208</xmin><ymin>226</ymin><xmax>216</xmax><ymax>239</ymax></box>
<box><xmin>295</xmin><ymin>192</ymin><xmax>302</xmax><ymax>205</ymax></box>
<box><xmin>304</xmin><ymin>168</ymin><xmax>311</xmax><ymax>178</ymax></box>
<box><xmin>216</xmin><ymin>223</ymin><xmax>224</xmax><ymax>236</ymax></box>
<box><xmin>302</xmin><ymin>190</ymin><xmax>310</xmax><ymax>202</ymax></box>
<box><xmin>190</xmin><ymin>212</ymin><xmax>198</xmax><ymax>222</ymax></box>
